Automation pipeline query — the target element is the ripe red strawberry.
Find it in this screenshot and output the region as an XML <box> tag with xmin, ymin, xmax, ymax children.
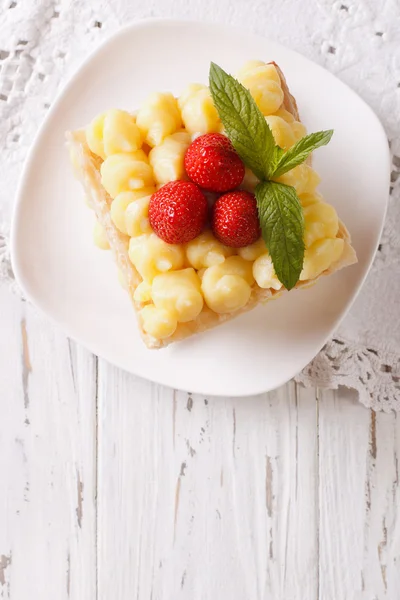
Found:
<box><xmin>149</xmin><ymin>181</ymin><xmax>208</xmax><ymax>244</ymax></box>
<box><xmin>212</xmin><ymin>191</ymin><xmax>260</xmax><ymax>248</ymax></box>
<box><xmin>184</xmin><ymin>133</ymin><xmax>245</xmax><ymax>192</ymax></box>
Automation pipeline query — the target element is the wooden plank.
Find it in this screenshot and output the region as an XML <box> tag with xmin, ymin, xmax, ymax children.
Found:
<box><xmin>361</xmin><ymin>407</ymin><xmax>400</xmax><ymax>598</ymax></box>
<box><xmin>0</xmin><ymin>287</ymin><xmax>96</xmax><ymax>599</ymax></box>
<box><xmin>318</xmin><ymin>388</ymin><xmax>400</xmax><ymax>598</ymax></box>
<box><xmin>97</xmin><ymin>374</ymin><xmax>318</xmax><ymax>599</ymax></box>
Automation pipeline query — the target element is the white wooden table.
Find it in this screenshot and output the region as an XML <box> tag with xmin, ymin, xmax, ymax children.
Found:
<box><xmin>1</xmin><ymin>283</ymin><xmax>399</xmax><ymax>599</ymax></box>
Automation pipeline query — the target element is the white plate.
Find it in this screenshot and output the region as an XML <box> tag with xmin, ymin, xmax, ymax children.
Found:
<box><xmin>11</xmin><ymin>19</ymin><xmax>390</xmax><ymax>397</ymax></box>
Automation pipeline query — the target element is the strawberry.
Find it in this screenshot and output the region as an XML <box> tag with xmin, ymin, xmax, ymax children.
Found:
<box><xmin>212</xmin><ymin>191</ymin><xmax>260</xmax><ymax>248</ymax></box>
<box><xmin>184</xmin><ymin>133</ymin><xmax>245</xmax><ymax>192</ymax></box>
<box><xmin>149</xmin><ymin>181</ymin><xmax>208</xmax><ymax>244</ymax></box>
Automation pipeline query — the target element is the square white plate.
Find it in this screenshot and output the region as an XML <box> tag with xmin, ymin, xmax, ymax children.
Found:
<box><xmin>11</xmin><ymin>19</ymin><xmax>390</xmax><ymax>396</ymax></box>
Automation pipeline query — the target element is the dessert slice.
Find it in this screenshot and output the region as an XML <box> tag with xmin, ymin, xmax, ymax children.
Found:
<box><xmin>67</xmin><ymin>60</ymin><xmax>357</xmax><ymax>349</ymax></box>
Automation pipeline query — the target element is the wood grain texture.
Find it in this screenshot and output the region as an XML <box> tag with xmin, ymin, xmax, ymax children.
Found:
<box><xmin>0</xmin><ymin>287</ymin><xmax>96</xmax><ymax>599</ymax></box>
<box><xmin>97</xmin><ymin>373</ymin><xmax>318</xmax><ymax>599</ymax></box>
<box><xmin>318</xmin><ymin>389</ymin><xmax>400</xmax><ymax>600</ymax></box>
<box><xmin>1</xmin><ymin>285</ymin><xmax>400</xmax><ymax>599</ymax></box>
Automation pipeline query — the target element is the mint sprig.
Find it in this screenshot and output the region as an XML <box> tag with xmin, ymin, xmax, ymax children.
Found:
<box><xmin>255</xmin><ymin>181</ymin><xmax>304</xmax><ymax>290</ymax></box>
<box><xmin>209</xmin><ymin>62</ymin><xmax>333</xmax><ymax>290</ymax></box>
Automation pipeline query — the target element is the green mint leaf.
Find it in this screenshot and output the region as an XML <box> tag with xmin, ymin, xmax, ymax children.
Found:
<box><xmin>255</xmin><ymin>181</ymin><xmax>304</xmax><ymax>290</ymax></box>
<box><xmin>271</xmin><ymin>130</ymin><xmax>333</xmax><ymax>179</ymax></box>
<box><xmin>272</xmin><ymin>145</ymin><xmax>285</xmax><ymax>170</ymax></box>
<box><xmin>209</xmin><ymin>62</ymin><xmax>276</xmax><ymax>179</ymax></box>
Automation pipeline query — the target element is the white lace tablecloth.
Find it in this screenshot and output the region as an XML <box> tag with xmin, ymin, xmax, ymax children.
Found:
<box><xmin>0</xmin><ymin>0</ymin><xmax>399</xmax><ymax>411</ymax></box>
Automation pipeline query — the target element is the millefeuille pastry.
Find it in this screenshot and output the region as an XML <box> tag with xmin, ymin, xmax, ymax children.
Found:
<box><xmin>67</xmin><ymin>60</ymin><xmax>357</xmax><ymax>349</ymax></box>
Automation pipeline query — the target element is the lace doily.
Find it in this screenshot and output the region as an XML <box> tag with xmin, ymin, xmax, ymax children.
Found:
<box><xmin>1</xmin><ymin>0</ymin><xmax>399</xmax><ymax>411</ymax></box>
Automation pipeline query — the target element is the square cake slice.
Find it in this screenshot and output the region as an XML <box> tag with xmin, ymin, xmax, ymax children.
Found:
<box><xmin>67</xmin><ymin>61</ymin><xmax>357</xmax><ymax>349</ymax></box>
